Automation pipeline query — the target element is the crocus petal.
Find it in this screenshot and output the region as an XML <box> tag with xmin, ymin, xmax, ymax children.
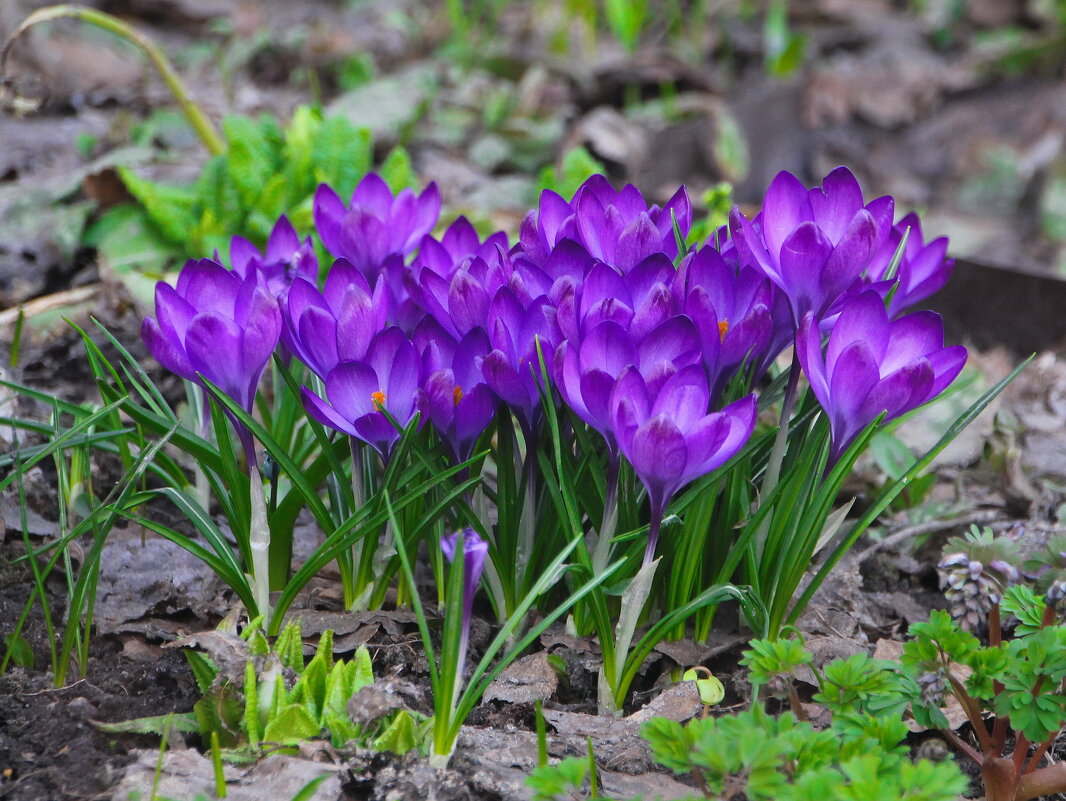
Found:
<box><xmin>819</xmin><ymin>209</ymin><xmax>877</xmax><ymax>310</ymax></box>
<box><xmin>826</xmin><ymin>290</ymin><xmax>888</xmax><ymax>373</ymax></box>
<box><xmin>779</xmin><ymin>221</ymin><xmax>833</xmax><ymax>313</ymax></box>
<box><xmin>266</xmin><ymin>216</ymin><xmax>301</xmax><ymax>262</ymax></box>
<box><xmin>325</xmin><ymin>361</ymin><xmax>381</xmax><ymax>422</ymax></box>
<box><xmin>761</xmin><ymin>170</ymin><xmax>812</xmax><ymax>262</ymax></box>
<box><xmin>627</xmin><ymin>417</ymin><xmax>688</xmax><ymax>495</ymax></box>
<box><xmin>301</xmin><ymin>387</ymin><xmax>359</xmax><ymax>437</ymax></box>
<box><xmin>314</xmin><ymin>184</ymin><xmax>348</xmax><ymax>257</ymax></box>
<box><xmin>809</xmin><ymin>166</ymin><xmax>863</xmax><ymax>244</ymax></box>
<box><xmin>141</xmin><ymin>317</ymin><xmax>194</xmax><ymax>379</ymax></box>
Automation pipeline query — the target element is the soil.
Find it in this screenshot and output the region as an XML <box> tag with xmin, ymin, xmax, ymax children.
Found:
<box><xmin>4</xmin><ymin>1</ymin><xmax>1066</xmax><ymax>800</ymax></box>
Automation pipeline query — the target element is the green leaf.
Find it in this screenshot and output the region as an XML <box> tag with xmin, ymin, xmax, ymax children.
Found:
<box><xmin>538</xmin><ymin>146</ymin><xmax>604</xmax><ymax>198</ymax></box>
<box><xmin>196</xmin><ymin>155</ymin><xmax>244</xmax><ymax>235</ymax></box>
<box><xmin>372</xmin><ymin>710</ymin><xmax>418</xmax><ymax>754</ymax></box>
<box><xmin>275</xmin><ymin>621</ymin><xmax>305</xmax><ymax>673</ymax></box>
<box><xmin>117</xmin><ymin>167</ymin><xmax>198</xmax><ymax>245</ymax></box>
<box><xmin>352</xmin><ymin>645</ymin><xmax>374</xmax><ymax>693</ymax></box>
<box><xmin>223</xmin><ymin>114</ymin><xmax>277</xmax><ymax>209</ymax></box>
<box><xmin>378</xmin><ymin>146</ymin><xmax>416</xmax><ymax>193</ymax></box>
<box><xmin>83</xmin><ymin>204</ymin><xmax>179</xmax><ymax>274</ymax></box>
<box><xmin>603</xmin><ymin>0</ymin><xmax>647</xmax><ymax>52</ymax></box>
<box><xmin>262</xmin><ymin>704</ymin><xmax>321</xmax><ymax>744</ymax></box>
<box><xmin>244</xmin><ymin>659</ymin><xmax>260</xmax><ymax>747</ymax></box>
<box><xmin>91</xmin><ymin>712</ymin><xmax>201</xmax><ymax>736</ymax></box>
<box><xmin>313</xmin><ymin>117</ymin><xmax>372</xmax><ymax>200</ymax></box>
<box><xmin>1001</xmin><ymin>584</ymin><xmax>1047</xmax><ymax>636</ymax></box>
<box><xmin>640</xmin><ymin>717</ymin><xmax>692</xmax><ymax>773</ymax></box>
<box><xmin>526</xmin><ymin>756</ymin><xmax>590</xmax><ymax>801</ymax></box>
<box><xmin>3</xmin><ymin>633</ymin><xmax>34</xmax><ymax>668</ymax></box>
<box><xmin>184</xmin><ymin>650</ymin><xmax>219</xmax><ymax>695</ymax></box>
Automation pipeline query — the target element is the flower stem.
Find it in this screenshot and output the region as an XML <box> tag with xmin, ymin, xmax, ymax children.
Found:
<box><xmin>754</xmin><ymin>347</ymin><xmax>802</xmax><ymax>560</ymax></box>
<box><xmin>248</xmin><ymin>466</ymin><xmax>271</xmax><ymax>622</ymax></box>
<box><xmin>517</xmin><ymin>427</ymin><xmax>538</xmax><ymax>588</ymax></box>
<box><xmin>643</xmin><ymin>501</ymin><xmax>663</xmax><ymax>566</ymax></box>
<box><xmin>593</xmin><ymin>455</ymin><xmax>619</xmax><ymax>575</ymax></box>
<box><xmin>3</xmin><ymin>5</ymin><xmax>225</xmax><ymax>155</ymax></box>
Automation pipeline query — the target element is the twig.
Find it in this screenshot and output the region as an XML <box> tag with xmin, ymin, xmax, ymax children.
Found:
<box><xmin>2</xmin><ymin>5</ymin><xmax>224</xmax><ymax>155</ymax></box>
<box><xmin>856</xmin><ymin>509</ymin><xmax>1004</xmax><ymax>564</ymax></box>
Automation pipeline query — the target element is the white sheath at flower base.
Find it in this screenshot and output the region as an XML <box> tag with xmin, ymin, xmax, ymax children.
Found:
<box><xmin>248</xmin><ymin>467</ymin><xmax>271</xmax><ymax>621</ymax></box>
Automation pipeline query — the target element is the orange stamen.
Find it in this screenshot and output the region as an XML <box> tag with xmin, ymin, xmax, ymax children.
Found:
<box><xmin>453</xmin><ymin>385</ymin><xmax>464</xmax><ymax>406</ymax></box>
<box><xmin>371</xmin><ymin>390</ymin><xmax>386</xmax><ymax>410</ymax></box>
<box><xmin>718</xmin><ymin>319</ymin><xmax>730</xmax><ymax>342</ymax></box>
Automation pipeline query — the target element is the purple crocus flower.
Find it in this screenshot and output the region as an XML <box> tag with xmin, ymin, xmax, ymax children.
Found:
<box><xmin>314</xmin><ymin>173</ymin><xmax>441</xmax><ymax>278</ymax></box>
<box><xmin>517</xmin><ymin>176</ymin><xmax>691</xmax><ymax>271</ymax></box>
<box><xmin>284</xmin><ymin>259</ymin><xmax>388</xmax><ymax>379</ymax></box>
<box><xmin>555</xmin><ymin>255</ymin><xmax>677</xmax><ymax>342</ymax></box>
<box><xmin>415</xmin><ymin>252</ymin><xmax>510</xmax><ymax>339</ymax></box>
<box><xmin>440</xmin><ymin>527</ymin><xmax>488</xmax><ymax>689</ymax></box>
<box><xmin>556</xmin><ymin>316</ymin><xmax>702</xmax><ymax>454</ymax></box>
<box><xmin>481</xmin><ymin>289</ymin><xmax>559</xmax><ymax>432</ymax></box>
<box><xmin>610</xmin><ymin>365</ymin><xmax>757</xmax><ymax>562</ymax></box>
<box><xmin>416</xmin><ymin>216</ymin><xmax>510</xmax><ymax>280</ymax></box>
<box><xmin>571</xmin><ymin>176</ymin><xmax>692</xmax><ymax>271</ymax></box>
<box><xmin>417</xmin><ymin>328</ymin><xmax>496</xmax><ymax>463</ymax></box>
<box><xmin>300</xmin><ymin>327</ymin><xmax>420</xmax><ymax>458</ymax></box>
<box><xmin>673</xmin><ymin>246</ymin><xmax>786</xmax><ymax>401</ymax></box>
<box><xmin>729</xmin><ymin>167</ymin><xmax>894</xmax><ymax>325</ymax></box>
<box><xmin>797</xmin><ymin>290</ymin><xmax>967</xmax><ymax>463</ymax></box>
<box><xmin>142</xmin><ymin>258</ymin><xmax>281</xmax><ymax>462</ymax></box>
<box><xmin>229</xmin><ymin>215</ymin><xmax>317</xmax><ymax>302</ymax></box>
<box><xmin>864</xmin><ymin>212</ymin><xmax>954</xmax><ymax>318</ymax></box>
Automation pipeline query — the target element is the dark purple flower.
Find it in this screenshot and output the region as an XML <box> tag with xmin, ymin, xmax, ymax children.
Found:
<box><xmin>555</xmin><ymin>255</ymin><xmax>677</xmax><ymax>342</ymax></box>
<box><xmin>440</xmin><ymin>527</ymin><xmax>488</xmax><ymax>684</ymax></box>
<box><xmin>571</xmin><ymin>176</ymin><xmax>692</xmax><ymax>271</ymax></box>
<box><xmin>300</xmin><ymin>327</ymin><xmax>420</xmax><ymax>458</ymax></box>
<box><xmin>729</xmin><ymin>167</ymin><xmax>894</xmax><ymax>325</ymax></box>
<box><xmin>673</xmin><ymin>246</ymin><xmax>786</xmax><ymax>400</ymax></box>
<box><xmin>416</xmin><ymin>216</ymin><xmax>509</xmax><ymax>281</ymax></box>
<box><xmin>481</xmin><ymin>289</ymin><xmax>559</xmax><ymax>431</ymax></box>
<box><xmin>229</xmin><ymin>215</ymin><xmax>317</xmax><ymax>301</ymax></box>
<box><xmin>417</xmin><ymin>328</ymin><xmax>496</xmax><ymax>463</ymax></box>
<box><xmin>864</xmin><ymin>212</ymin><xmax>954</xmax><ymax>318</ymax></box>
<box><xmin>284</xmin><ymin>259</ymin><xmax>388</xmax><ymax>379</ymax></box>
<box><xmin>517</xmin><ymin>176</ymin><xmax>691</xmax><ymax>272</ymax></box>
<box><xmin>797</xmin><ymin>290</ymin><xmax>967</xmax><ymax>462</ymax></box>
<box><xmin>142</xmin><ymin>258</ymin><xmax>281</xmax><ymax>461</ymax></box>
<box><xmin>314</xmin><ymin>173</ymin><xmax>441</xmax><ymax>277</ymax></box>
<box><xmin>555</xmin><ymin>316</ymin><xmax>702</xmax><ymax>454</ymax></box>
<box><xmin>610</xmin><ymin>365</ymin><xmax>756</xmax><ymax>561</ymax></box>
<box><xmin>414</xmin><ymin>252</ymin><xmax>510</xmax><ymax>339</ymax></box>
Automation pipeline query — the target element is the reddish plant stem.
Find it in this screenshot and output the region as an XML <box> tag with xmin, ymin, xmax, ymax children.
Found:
<box><xmin>1012</xmin><ymin>732</ymin><xmax>1031</xmax><ymax>776</ymax></box>
<box><xmin>788</xmin><ymin>686</ymin><xmax>806</xmax><ymax>722</ymax></box>
<box><xmin>1040</xmin><ymin>602</ymin><xmax>1058</xmax><ymax>629</ymax></box>
<box><xmin>1024</xmin><ymin>739</ymin><xmax>1052</xmax><ymax>775</ymax></box>
<box><xmin>989</xmin><ymin>603</ymin><xmax>1002</xmax><ymax>647</ymax></box>
<box><xmin>983</xmin><ymin>756</ymin><xmax>1018</xmax><ymax>801</ymax></box>
<box><xmin>941</xmin><ymin>727</ymin><xmax>984</xmax><ymax>766</ymax></box>
<box><xmin>947</xmin><ymin>672</ymin><xmax>994</xmax><ymax>754</ymax></box>
<box><xmin>1015</xmin><ymin>761</ymin><xmax>1066</xmax><ymax>801</ymax></box>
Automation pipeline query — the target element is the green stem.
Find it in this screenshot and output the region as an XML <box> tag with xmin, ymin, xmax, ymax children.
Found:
<box><xmin>592</xmin><ymin>455</ymin><xmax>619</xmax><ymax>575</ymax></box>
<box><xmin>248</xmin><ymin>467</ymin><xmax>271</xmax><ymax>621</ymax></box>
<box><xmin>753</xmin><ymin>347</ymin><xmax>802</xmax><ymax>561</ymax></box>
<box><xmin>3</xmin><ymin>5</ymin><xmax>225</xmax><ymax>155</ymax></box>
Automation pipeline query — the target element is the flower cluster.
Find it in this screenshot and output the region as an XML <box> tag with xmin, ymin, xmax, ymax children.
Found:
<box><xmin>141</xmin><ymin>167</ymin><xmax>965</xmax><ymax>561</ymax></box>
